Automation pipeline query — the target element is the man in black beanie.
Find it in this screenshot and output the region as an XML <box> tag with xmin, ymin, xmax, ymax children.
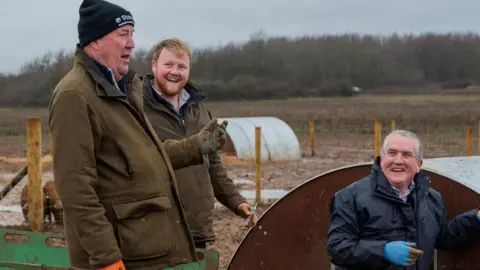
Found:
<box><xmin>77</xmin><ymin>0</ymin><xmax>135</xmax><ymax>89</ymax></box>
<box><xmin>48</xmin><ymin>0</ymin><xmax>229</xmax><ymax>269</ymax></box>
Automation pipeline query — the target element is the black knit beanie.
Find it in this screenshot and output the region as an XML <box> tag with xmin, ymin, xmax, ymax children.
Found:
<box><xmin>77</xmin><ymin>0</ymin><xmax>135</xmax><ymax>48</ymax></box>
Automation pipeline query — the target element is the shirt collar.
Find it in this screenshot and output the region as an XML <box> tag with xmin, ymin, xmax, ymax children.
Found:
<box><xmin>92</xmin><ymin>59</ymin><xmax>126</xmax><ymax>94</ymax></box>
<box><xmin>391</xmin><ymin>181</ymin><xmax>416</xmax><ymax>202</ymax></box>
<box><xmin>150</xmin><ymin>79</ymin><xmax>190</xmax><ymax>109</ymax></box>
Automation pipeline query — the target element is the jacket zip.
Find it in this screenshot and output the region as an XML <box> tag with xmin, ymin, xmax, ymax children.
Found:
<box><xmin>167</xmin><ymin>100</ymin><xmax>188</xmax><ymax>135</ymax></box>
<box><xmin>414</xmin><ymin>189</ymin><xmax>421</xmax><ymax>270</ymax></box>
<box><xmin>155</xmin><ymin>99</ymin><xmax>194</xmax><ymax>137</ymax></box>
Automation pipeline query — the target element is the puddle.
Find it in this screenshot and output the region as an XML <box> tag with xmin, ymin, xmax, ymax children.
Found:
<box><xmin>240</xmin><ymin>189</ymin><xmax>289</xmax><ymax>200</ymax></box>
<box><xmin>214</xmin><ymin>188</ymin><xmax>289</xmax><ymax>210</ymax></box>
<box><xmin>233</xmin><ymin>179</ymin><xmax>255</xmax><ymax>186</ymax></box>
<box><xmin>0</xmin><ymin>205</ymin><xmax>22</xmax><ymax>213</ymax></box>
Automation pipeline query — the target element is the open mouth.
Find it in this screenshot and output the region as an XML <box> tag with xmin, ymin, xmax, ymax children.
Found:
<box><xmin>165</xmin><ymin>77</ymin><xmax>180</xmax><ymax>83</ymax></box>
<box><xmin>391</xmin><ymin>168</ymin><xmax>405</xmax><ymax>172</ymax></box>
<box><xmin>121</xmin><ymin>54</ymin><xmax>130</xmax><ymax>60</ymax></box>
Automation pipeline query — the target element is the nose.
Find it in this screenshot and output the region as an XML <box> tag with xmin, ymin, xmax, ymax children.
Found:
<box><xmin>393</xmin><ymin>153</ymin><xmax>403</xmax><ymax>163</ymax></box>
<box><xmin>170</xmin><ymin>67</ymin><xmax>180</xmax><ymax>75</ymax></box>
<box><xmin>126</xmin><ymin>35</ymin><xmax>135</xmax><ymax>50</ymax></box>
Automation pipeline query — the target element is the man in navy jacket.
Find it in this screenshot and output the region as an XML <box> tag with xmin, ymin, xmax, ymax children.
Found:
<box><xmin>327</xmin><ymin>129</ymin><xmax>480</xmax><ymax>269</ymax></box>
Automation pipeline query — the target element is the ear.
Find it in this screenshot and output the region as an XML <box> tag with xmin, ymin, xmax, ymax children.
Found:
<box><xmin>151</xmin><ymin>60</ymin><xmax>156</xmax><ymax>73</ymax></box>
<box><xmin>416</xmin><ymin>160</ymin><xmax>423</xmax><ymax>172</ymax></box>
<box><xmin>90</xmin><ymin>40</ymin><xmax>101</xmax><ymax>50</ymax></box>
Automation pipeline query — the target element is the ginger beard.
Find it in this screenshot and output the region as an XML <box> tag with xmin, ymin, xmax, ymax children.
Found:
<box><xmin>152</xmin><ymin>48</ymin><xmax>190</xmax><ymax>97</ymax></box>
<box><xmin>155</xmin><ymin>74</ymin><xmax>184</xmax><ymax>96</ymax></box>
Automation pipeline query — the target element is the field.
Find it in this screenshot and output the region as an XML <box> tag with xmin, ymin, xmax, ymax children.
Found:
<box><xmin>0</xmin><ymin>93</ymin><xmax>479</xmax><ymax>269</ymax></box>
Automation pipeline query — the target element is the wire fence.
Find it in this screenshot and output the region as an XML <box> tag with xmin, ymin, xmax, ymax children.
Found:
<box><xmin>1</xmin><ymin>115</ymin><xmax>478</xmax><ymax>175</ymax></box>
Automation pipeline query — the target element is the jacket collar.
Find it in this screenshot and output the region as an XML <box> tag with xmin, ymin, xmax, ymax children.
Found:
<box><xmin>74</xmin><ymin>45</ymin><xmax>136</xmax><ymax>98</ymax></box>
<box><xmin>92</xmin><ymin>58</ymin><xmax>127</xmax><ymax>95</ymax></box>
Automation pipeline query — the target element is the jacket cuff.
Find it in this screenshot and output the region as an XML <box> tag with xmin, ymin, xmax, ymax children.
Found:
<box><xmin>93</xmin><ymin>258</ymin><xmax>124</xmax><ymax>269</ymax></box>
<box><xmin>229</xmin><ymin>195</ymin><xmax>248</xmax><ymax>215</ymax></box>
<box><xmin>80</xmin><ymin>229</ymin><xmax>122</xmax><ymax>267</ymax></box>
<box><xmin>366</xmin><ymin>240</ymin><xmax>388</xmax><ymax>259</ymax></box>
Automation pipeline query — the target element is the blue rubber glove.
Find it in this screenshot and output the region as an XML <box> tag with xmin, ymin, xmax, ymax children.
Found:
<box><xmin>384</xmin><ymin>241</ymin><xmax>423</xmax><ymax>266</ymax></box>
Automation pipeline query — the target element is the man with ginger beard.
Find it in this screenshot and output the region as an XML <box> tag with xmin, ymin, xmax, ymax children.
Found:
<box><xmin>48</xmin><ymin>1</ymin><xmax>230</xmax><ymax>269</ymax></box>
<box><xmin>141</xmin><ymin>38</ymin><xmax>258</xmax><ymax>249</ymax></box>
<box><xmin>327</xmin><ymin>129</ymin><xmax>480</xmax><ymax>270</ymax></box>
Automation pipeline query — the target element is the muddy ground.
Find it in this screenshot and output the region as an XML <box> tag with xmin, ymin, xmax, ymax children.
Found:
<box><xmin>205</xmin><ymin>145</ymin><xmax>369</xmax><ymax>269</ymax></box>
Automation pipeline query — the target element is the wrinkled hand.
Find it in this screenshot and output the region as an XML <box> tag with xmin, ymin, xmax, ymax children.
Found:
<box><xmin>236</xmin><ymin>203</ymin><xmax>258</xmax><ymax>228</ymax></box>
<box><xmin>196</xmin><ymin>118</ymin><xmax>228</xmax><ymax>155</ymax></box>
<box><xmin>384</xmin><ymin>241</ymin><xmax>423</xmax><ymax>266</ymax></box>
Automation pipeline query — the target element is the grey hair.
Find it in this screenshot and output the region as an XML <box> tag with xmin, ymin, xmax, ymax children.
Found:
<box><xmin>380</xmin><ymin>129</ymin><xmax>423</xmax><ymax>161</ymax></box>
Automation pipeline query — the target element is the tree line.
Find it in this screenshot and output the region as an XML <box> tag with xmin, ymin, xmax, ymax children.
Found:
<box><xmin>1</xmin><ymin>32</ymin><xmax>480</xmax><ymax>107</ymax></box>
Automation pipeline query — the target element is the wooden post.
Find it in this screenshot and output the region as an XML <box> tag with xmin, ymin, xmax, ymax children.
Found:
<box><xmin>309</xmin><ymin>120</ymin><xmax>315</xmax><ymax>156</ymax></box>
<box><xmin>466</xmin><ymin>127</ymin><xmax>473</xmax><ymax>156</ymax></box>
<box><xmin>391</xmin><ymin>120</ymin><xmax>396</xmax><ymax>132</ymax></box>
<box><xmin>255</xmin><ymin>127</ymin><xmax>261</xmax><ymax>205</ymax></box>
<box><xmin>27</xmin><ymin>117</ymin><xmax>44</xmax><ymax>232</ymax></box>
<box><xmin>374</xmin><ymin>121</ymin><xmax>382</xmax><ymax>158</ymax></box>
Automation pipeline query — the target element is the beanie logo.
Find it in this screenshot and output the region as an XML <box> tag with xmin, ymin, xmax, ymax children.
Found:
<box><xmin>115</xmin><ymin>14</ymin><xmax>134</xmax><ymax>27</ymax></box>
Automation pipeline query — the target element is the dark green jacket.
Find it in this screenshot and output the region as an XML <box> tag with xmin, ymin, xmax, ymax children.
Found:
<box><xmin>49</xmin><ymin>47</ymin><xmax>203</xmax><ymax>269</ymax></box>
<box><xmin>142</xmin><ymin>73</ymin><xmax>246</xmax><ymax>242</ymax></box>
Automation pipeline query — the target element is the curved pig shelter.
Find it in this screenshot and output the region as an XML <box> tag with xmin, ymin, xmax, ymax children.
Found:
<box><xmin>227</xmin><ymin>156</ymin><xmax>480</xmax><ymax>270</ymax></box>
<box><xmin>217</xmin><ymin>117</ymin><xmax>302</xmax><ymax>161</ymax></box>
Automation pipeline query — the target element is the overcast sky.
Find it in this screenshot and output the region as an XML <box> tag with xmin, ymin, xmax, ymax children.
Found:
<box><xmin>1</xmin><ymin>0</ymin><xmax>479</xmax><ymax>74</ymax></box>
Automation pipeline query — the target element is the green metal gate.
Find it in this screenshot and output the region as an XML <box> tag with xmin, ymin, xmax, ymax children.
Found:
<box><xmin>0</xmin><ymin>229</ymin><xmax>219</xmax><ymax>269</ymax></box>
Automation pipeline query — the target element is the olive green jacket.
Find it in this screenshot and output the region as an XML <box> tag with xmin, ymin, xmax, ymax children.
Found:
<box><xmin>142</xmin><ymin>73</ymin><xmax>246</xmax><ymax>243</ymax></box>
<box><xmin>48</xmin><ymin>47</ymin><xmax>203</xmax><ymax>269</ymax></box>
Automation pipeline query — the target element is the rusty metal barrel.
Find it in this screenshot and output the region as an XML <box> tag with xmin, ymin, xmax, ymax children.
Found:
<box><xmin>226</xmin><ymin>156</ymin><xmax>480</xmax><ymax>270</ymax></box>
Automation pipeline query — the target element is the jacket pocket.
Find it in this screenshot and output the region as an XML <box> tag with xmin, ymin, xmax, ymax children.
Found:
<box><xmin>112</xmin><ymin>196</ymin><xmax>174</xmax><ymax>260</ymax></box>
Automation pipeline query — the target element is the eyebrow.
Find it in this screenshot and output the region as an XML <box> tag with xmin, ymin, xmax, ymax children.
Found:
<box><xmin>118</xmin><ymin>29</ymin><xmax>134</xmax><ymax>34</ymax></box>
<box><xmin>388</xmin><ymin>148</ymin><xmax>413</xmax><ymax>154</ymax></box>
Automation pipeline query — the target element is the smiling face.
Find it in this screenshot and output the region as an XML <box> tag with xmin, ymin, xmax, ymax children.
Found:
<box><xmin>151</xmin><ymin>47</ymin><xmax>190</xmax><ymax>97</ymax></box>
<box><xmin>89</xmin><ymin>25</ymin><xmax>135</xmax><ymax>80</ymax></box>
<box><xmin>380</xmin><ymin>133</ymin><xmax>423</xmax><ymax>192</ymax></box>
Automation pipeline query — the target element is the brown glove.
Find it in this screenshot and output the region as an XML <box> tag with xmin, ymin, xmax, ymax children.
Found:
<box><xmin>196</xmin><ymin>118</ymin><xmax>228</xmax><ymax>155</ymax></box>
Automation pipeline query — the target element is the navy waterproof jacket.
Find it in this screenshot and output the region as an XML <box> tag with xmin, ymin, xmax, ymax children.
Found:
<box><xmin>327</xmin><ymin>157</ymin><xmax>480</xmax><ymax>270</ymax></box>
